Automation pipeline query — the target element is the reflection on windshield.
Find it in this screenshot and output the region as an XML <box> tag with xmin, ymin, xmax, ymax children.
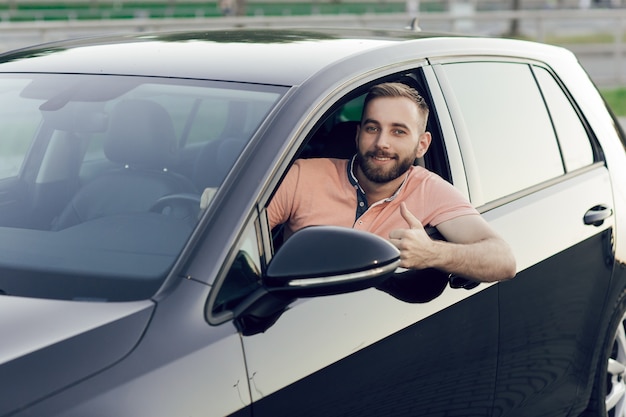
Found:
<box><xmin>0</xmin><ymin>74</ymin><xmax>284</xmax><ymax>301</ymax></box>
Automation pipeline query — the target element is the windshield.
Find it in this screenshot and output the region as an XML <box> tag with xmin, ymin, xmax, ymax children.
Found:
<box><xmin>0</xmin><ymin>74</ymin><xmax>285</xmax><ymax>301</ymax></box>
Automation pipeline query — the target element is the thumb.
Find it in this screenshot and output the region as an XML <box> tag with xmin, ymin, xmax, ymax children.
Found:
<box><xmin>400</xmin><ymin>202</ymin><xmax>423</xmax><ymax>230</ymax></box>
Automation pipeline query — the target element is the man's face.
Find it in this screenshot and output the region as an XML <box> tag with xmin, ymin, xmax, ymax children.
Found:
<box><xmin>355</xmin><ymin>96</ymin><xmax>431</xmax><ymax>184</ymax></box>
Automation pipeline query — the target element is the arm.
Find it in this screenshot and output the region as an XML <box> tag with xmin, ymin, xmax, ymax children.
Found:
<box><xmin>389</xmin><ymin>203</ymin><xmax>516</xmax><ymax>282</ymax></box>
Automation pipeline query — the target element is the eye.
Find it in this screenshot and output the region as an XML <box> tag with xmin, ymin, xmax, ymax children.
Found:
<box><xmin>393</xmin><ymin>129</ymin><xmax>407</xmax><ymax>135</ymax></box>
<box><xmin>364</xmin><ymin>126</ymin><xmax>379</xmax><ymax>133</ymax></box>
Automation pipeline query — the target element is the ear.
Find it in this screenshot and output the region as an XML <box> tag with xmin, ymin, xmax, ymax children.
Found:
<box><xmin>355</xmin><ymin>124</ymin><xmax>361</xmax><ymax>147</ymax></box>
<box><xmin>416</xmin><ymin>131</ymin><xmax>432</xmax><ymax>158</ymax></box>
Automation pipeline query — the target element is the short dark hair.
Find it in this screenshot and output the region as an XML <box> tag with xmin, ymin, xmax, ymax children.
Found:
<box><xmin>362</xmin><ymin>82</ymin><xmax>430</xmax><ymax>131</ymax></box>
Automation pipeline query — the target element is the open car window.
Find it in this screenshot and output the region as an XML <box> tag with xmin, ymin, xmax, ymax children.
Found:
<box><xmin>297</xmin><ymin>70</ymin><xmax>449</xmax><ymax>181</ymax></box>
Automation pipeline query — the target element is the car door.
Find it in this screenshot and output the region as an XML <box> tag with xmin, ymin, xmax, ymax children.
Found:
<box><xmin>228</xmin><ymin>226</ymin><xmax>499</xmax><ymax>417</ymax></box>
<box><xmin>209</xmin><ymin>72</ymin><xmax>501</xmax><ymax>416</ymax></box>
<box><xmin>431</xmin><ymin>59</ymin><xmax>615</xmax><ymax>416</ymax></box>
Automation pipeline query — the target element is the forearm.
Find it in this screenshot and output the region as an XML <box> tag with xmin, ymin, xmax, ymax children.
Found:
<box><xmin>425</xmin><ymin>237</ymin><xmax>516</xmax><ymax>282</ymax></box>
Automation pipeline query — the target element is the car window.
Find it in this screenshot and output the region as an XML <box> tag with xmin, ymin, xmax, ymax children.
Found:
<box><xmin>441</xmin><ymin>62</ymin><xmax>565</xmax><ymax>202</ymax></box>
<box><xmin>298</xmin><ymin>70</ymin><xmax>447</xmax><ymax>175</ymax></box>
<box><xmin>211</xmin><ymin>219</ymin><xmax>264</xmax><ymax>316</ymax></box>
<box><xmin>533</xmin><ymin>66</ymin><xmax>595</xmax><ymax>171</ymax></box>
<box><xmin>0</xmin><ymin>74</ymin><xmax>285</xmax><ymax>301</ymax></box>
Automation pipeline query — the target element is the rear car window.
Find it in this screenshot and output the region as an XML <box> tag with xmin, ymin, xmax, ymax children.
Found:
<box><xmin>441</xmin><ymin>61</ymin><xmax>566</xmax><ymax>202</ymax></box>
<box><xmin>533</xmin><ymin>66</ymin><xmax>594</xmax><ymax>171</ymax></box>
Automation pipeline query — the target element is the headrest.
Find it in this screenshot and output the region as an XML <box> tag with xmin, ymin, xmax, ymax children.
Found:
<box><xmin>322</xmin><ymin>121</ymin><xmax>359</xmax><ymax>159</ymax></box>
<box><xmin>104</xmin><ymin>99</ymin><xmax>177</xmax><ymax>169</ymax></box>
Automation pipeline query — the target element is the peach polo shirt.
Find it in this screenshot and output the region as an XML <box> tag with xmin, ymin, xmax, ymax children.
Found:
<box><xmin>268</xmin><ymin>157</ymin><xmax>478</xmax><ymax>239</ymax></box>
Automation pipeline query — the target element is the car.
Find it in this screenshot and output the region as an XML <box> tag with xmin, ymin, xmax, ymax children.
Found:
<box><xmin>0</xmin><ymin>26</ymin><xmax>625</xmax><ymax>417</ymax></box>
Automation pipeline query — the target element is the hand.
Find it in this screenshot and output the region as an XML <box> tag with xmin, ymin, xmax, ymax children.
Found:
<box><xmin>388</xmin><ymin>202</ymin><xmax>438</xmax><ymax>270</ymax></box>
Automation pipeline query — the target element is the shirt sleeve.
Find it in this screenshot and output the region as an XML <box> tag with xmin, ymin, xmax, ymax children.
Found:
<box><xmin>267</xmin><ymin>162</ymin><xmax>301</xmax><ymax>229</ymax></box>
<box><xmin>424</xmin><ymin>173</ymin><xmax>478</xmax><ymax>226</ymax></box>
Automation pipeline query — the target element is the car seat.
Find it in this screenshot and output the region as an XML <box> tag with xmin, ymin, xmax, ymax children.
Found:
<box><xmin>52</xmin><ymin>99</ymin><xmax>197</xmax><ymax>230</ymax></box>
<box><xmin>319</xmin><ymin>121</ymin><xmax>359</xmax><ymax>159</ymax></box>
<box><xmin>192</xmin><ymin>137</ymin><xmax>246</xmax><ymax>191</ymax></box>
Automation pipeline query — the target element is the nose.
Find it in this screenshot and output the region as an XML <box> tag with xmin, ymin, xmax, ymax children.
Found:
<box><xmin>374</xmin><ymin>131</ymin><xmax>391</xmax><ymax>149</ymax></box>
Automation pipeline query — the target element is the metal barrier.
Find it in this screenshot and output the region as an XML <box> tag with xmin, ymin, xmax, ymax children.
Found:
<box><xmin>1</xmin><ymin>8</ymin><xmax>625</xmax><ymax>85</ymax></box>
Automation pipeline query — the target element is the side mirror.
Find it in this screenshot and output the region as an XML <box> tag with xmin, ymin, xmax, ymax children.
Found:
<box><xmin>265</xmin><ymin>226</ymin><xmax>400</xmax><ymax>296</ymax></box>
<box><xmin>234</xmin><ymin>226</ymin><xmax>399</xmax><ymax>335</ymax></box>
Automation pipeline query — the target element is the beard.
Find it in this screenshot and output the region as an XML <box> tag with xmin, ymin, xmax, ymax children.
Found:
<box><xmin>355</xmin><ymin>149</ymin><xmax>416</xmax><ymax>184</ymax></box>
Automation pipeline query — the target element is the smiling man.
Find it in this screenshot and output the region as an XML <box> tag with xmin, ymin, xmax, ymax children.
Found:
<box><xmin>269</xmin><ymin>82</ymin><xmax>516</xmax><ymax>283</ymax></box>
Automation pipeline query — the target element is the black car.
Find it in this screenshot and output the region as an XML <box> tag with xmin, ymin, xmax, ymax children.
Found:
<box><xmin>0</xmin><ymin>28</ymin><xmax>625</xmax><ymax>417</ymax></box>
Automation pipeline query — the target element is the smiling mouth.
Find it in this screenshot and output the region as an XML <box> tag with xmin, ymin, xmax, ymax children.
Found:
<box><xmin>369</xmin><ymin>153</ymin><xmax>396</xmax><ymax>162</ymax></box>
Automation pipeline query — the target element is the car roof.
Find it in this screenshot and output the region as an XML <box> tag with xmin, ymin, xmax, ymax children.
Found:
<box><xmin>0</xmin><ymin>27</ymin><xmax>575</xmax><ymax>86</ymax></box>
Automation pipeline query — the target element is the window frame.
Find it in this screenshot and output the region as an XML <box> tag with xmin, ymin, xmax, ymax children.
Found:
<box><xmin>430</xmin><ymin>57</ymin><xmax>605</xmax><ymax>210</ymax></box>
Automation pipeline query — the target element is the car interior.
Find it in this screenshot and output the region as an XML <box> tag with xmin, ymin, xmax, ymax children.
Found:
<box><xmin>51</xmin><ymin>99</ymin><xmax>198</xmax><ymax>231</ymax></box>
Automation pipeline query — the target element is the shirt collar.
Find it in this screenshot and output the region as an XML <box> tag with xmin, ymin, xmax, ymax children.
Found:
<box><xmin>348</xmin><ymin>155</ymin><xmax>364</xmax><ymax>193</ymax></box>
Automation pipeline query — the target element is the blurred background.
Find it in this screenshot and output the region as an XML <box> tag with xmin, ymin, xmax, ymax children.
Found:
<box><xmin>1</xmin><ymin>0</ymin><xmax>626</xmax><ymax>115</ymax></box>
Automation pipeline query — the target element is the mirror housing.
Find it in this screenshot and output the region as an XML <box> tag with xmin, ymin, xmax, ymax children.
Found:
<box><xmin>265</xmin><ymin>226</ymin><xmax>400</xmax><ymax>296</ymax></box>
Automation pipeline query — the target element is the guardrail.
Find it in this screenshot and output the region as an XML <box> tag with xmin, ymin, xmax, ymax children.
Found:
<box><xmin>2</xmin><ymin>8</ymin><xmax>625</xmax><ymax>40</ymax></box>
<box><xmin>1</xmin><ymin>8</ymin><xmax>625</xmax><ymax>85</ymax></box>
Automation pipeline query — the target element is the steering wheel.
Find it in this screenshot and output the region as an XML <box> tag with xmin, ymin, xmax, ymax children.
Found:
<box><xmin>150</xmin><ymin>193</ymin><xmax>202</xmax><ymax>225</ymax></box>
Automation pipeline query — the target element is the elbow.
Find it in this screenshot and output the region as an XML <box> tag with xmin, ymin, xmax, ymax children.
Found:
<box><xmin>479</xmin><ymin>238</ymin><xmax>517</xmax><ymax>282</ymax></box>
<box><xmin>482</xmin><ymin>266</ymin><xmax>515</xmax><ymax>283</ymax></box>
<box><xmin>498</xmin><ymin>249</ymin><xmax>517</xmax><ymax>282</ymax></box>
<box><xmin>484</xmin><ymin>243</ymin><xmax>517</xmax><ymax>283</ymax></box>
<box><xmin>502</xmin><ymin>262</ymin><xmax>517</xmax><ymax>281</ymax></box>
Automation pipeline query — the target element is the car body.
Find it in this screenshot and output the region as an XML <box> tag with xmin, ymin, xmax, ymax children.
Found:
<box><xmin>0</xmin><ymin>27</ymin><xmax>625</xmax><ymax>417</ymax></box>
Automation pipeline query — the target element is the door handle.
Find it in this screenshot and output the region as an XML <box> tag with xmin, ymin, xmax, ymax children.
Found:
<box><xmin>584</xmin><ymin>204</ymin><xmax>613</xmax><ymax>226</ymax></box>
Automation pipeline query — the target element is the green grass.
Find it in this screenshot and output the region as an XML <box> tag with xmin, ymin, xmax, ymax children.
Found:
<box><xmin>601</xmin><ymin>87</ymin><xmax>626</xmax><ymax>116</ymax></box>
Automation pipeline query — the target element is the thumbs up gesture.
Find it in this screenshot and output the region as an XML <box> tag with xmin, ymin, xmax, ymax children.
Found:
<box><xmin>388</xmin><ymin>202</ymin><xmax>438</xmax><ymax>270</ymax></box>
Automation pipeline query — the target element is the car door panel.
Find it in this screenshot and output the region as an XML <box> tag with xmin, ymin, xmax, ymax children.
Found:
<box><xmin>242</xmin><ymin>280</ymin><xmax>498</xmax><ymax>416</ymax></box>
<box><xmin>484</xmin><ymin>168</ymin><xmax>614</xmax><ymax>272</ymax></box>
<box><xmin>484</xmin><ymin>168</ymin><xmax>614</xmax><ymax>416</ymax></box>
<box><xmin>494</xmin><ymin>232</ymin><xmax>612</xmax><ymax>416</ymax></box>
